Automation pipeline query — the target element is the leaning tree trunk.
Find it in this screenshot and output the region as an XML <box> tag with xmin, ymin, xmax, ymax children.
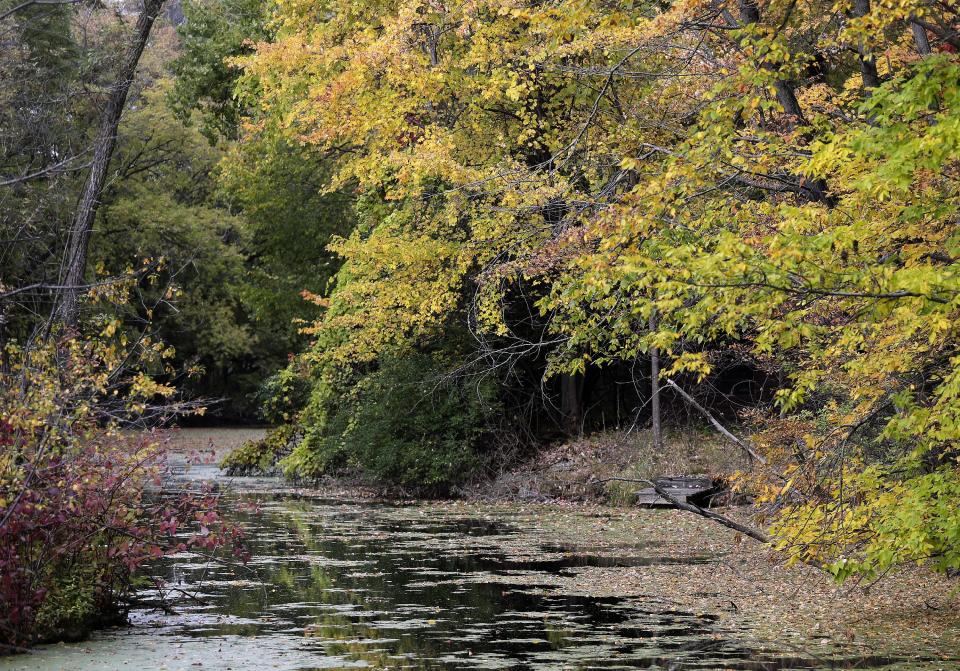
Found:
<box><xmin>734</xmin><ymin>0</ymin><xmax>830</xmax><ymax>203</ymax></box>
<box><xmin>54</xmin><ymin>0</ymin><xmax>165</xmax><ymax>326</ymax></box>
<box><xmin>911</xmin><ymin>20</ymin><xmax>931</xmax><ymax>56</ymax></box>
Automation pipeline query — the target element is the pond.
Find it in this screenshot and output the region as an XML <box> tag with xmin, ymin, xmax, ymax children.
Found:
<box><xmin>2</xmin><ymin>430</ymin><xmax>956</xmax><ymax>671</ymax></box>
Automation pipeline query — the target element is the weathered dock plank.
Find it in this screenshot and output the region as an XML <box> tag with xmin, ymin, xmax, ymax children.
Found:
<box><xmin>634</xmin><ymin>476</ymin><xmax>717</xmax><ymax>508</ymax></box>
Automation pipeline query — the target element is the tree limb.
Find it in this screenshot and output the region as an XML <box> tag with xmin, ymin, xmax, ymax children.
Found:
<box><xmin>53</xmin><ymin>0</ymin><xmax>166</xmax><ymax>325</ymax></box>
<box><xmin>0</xmin><ymin>0</ymin><xmax>82</xmax><ymax>22</ymax></box>
<box><xmin>664</xmin><ymin>378</ymin><xmax>767</xmax><ymax>465</ymax></box>
<box><xmin>602</xmin><ymin>477</ymin><xmax>770</xmax><ymax>543</ymax></box>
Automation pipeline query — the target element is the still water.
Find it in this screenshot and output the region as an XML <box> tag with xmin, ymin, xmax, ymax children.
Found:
<box><xmin>1</xmin><ymin>443</ymin><xmax>952</xmax><ymax>671</ymax></box>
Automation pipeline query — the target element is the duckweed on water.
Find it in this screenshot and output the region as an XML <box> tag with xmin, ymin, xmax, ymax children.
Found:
<box><xmin>3</xmin><ymin>435</ymin><xmax>959</xmax><ymax>671</ymax></box>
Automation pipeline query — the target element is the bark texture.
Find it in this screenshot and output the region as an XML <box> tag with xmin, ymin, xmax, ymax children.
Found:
<box><xmin>54</xmin><ymin>0</ymin><xmax>166</xmax><ymax>326</ymax></box>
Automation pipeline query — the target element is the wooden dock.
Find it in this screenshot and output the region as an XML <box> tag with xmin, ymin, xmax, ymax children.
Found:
<box><xmin>634</xmin><ymin>476</ymin><xmax>718</xmax><ymax>508</ymax></box>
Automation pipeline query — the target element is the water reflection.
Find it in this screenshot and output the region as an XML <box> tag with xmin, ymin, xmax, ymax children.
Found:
<box><xmin>128</xmin><ymin>497</ymin><xmax>935</xmax><ymax>670</ymax></box>
<box><xmin>1</xmin><ymin>487</ymin><xmax>951</xmax><ymax>671</ymax></box>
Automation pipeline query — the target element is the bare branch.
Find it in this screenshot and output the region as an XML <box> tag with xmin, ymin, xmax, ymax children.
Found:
<box><xmin>664</xmin><ymin>378</ymin><xmax>767</xmax><ymax>465</ymax></box>
<box><xmin>0</xmin><ymin>154</ymin><xmax>91</xmax><ymax>187</ymax></box>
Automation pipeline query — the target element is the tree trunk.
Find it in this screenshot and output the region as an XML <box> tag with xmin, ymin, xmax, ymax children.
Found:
<box><xmin>735</xmin><ymin>0</ymin><xmax>830</xmax><ymax>203</ymax></box>
<box><xmin>851</xmin><ymin>0</ymin><xmax>881</xmax><ymax>90</ymax></box>
<box><xmin>649</xmin><ymin>312</ymin><xmax>663</xmax><ymax>451</ymax></box>
<box><xmin>664</xmin><ymin>378</ymin><xmax>767</xmax><ymax>465</ymax></box>
<box><xmin>560</xmin><ymin>372</ymin><xmax>584</xmax><ymax>437</ymax></box>
<box><xmin>53</xmin><ymin>0</ymin><xmax>165</xmax><ymax>326</ymax></box>
<box><xmin>736</xmin><ymin>0</ymin><xmax>805</xmax><ymax>123</ymax></box>
<box><xmin>911</xmin><ymin>20</ymin><xmax>931</xmax><ymax>56</ymax></box>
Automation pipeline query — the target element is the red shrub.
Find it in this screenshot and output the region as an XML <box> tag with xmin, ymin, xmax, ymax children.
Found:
<box><xmin>0</xmin><ymin>332</ymin><xmax>244</xmax><ymax>650</ymax></box>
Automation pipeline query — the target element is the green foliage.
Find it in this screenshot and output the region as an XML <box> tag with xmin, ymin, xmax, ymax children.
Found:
<box><xmin>91</xmin><ymin>80</ymin><xmax>266</xmax><ymax>416</ymax></box>
<box><xmin>217</xmin><ymin>131</ymin><xmax>354</xmax><ymax>356</ymax></box>
<box><xmin>170</xmin><ymin>0</ymin><xmax>274</xmax><ymax>140</ymax></box>
<box><xmin>282</xmin><ymin>353</ymin><xmax>500</xmax><ymax>494</ymax></box>
<box><xmin>17</xmin><ymin>1</ymin><xmax>78</xmax><ymax>74</ymax></box>
<box><xmin>220</xmin><ymin>425</ymin><xmax>296</xmax><ymax>475</ymax></box>
<box><xmin>257</xmin><ymin>366</ymin><xmax>313</xmax><ymax>424</ymax></box>
<box><xmin>33</xmin><ymin>564</ymin><xmax>100</xmax><ymax>641</ymax></box>
<box><xmin>169</xmin><ymin>0</ymin><xmax>356</xmax><ymax>413</ymax></box>
<box><xmin>772</xmin><ymin>458</ymin><xmax>960</xmax><ymax>581</ymax></box>
<box><xmin>229</xmin><ymin>0</ymin><xmax>960</xmax><ymax>579</ymax></box>
<box><xmin>96</xmin><ymin>76</ymin><xmax>353</xmax><ymax>418</ymax></box>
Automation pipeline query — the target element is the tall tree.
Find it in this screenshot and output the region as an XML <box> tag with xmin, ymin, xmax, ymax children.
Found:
<box><xmin>54</xmin><ymin>0</ymin><xmax>166</xmax><ymax>325</ymax></box>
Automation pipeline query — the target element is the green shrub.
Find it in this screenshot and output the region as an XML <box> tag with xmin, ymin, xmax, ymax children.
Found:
<box><xmin>33</xmin><ymin>564</ymin><xmax>101</xmax><ymax>642</ymax></box>
<box><xmin>281</xmin><ymin>353</ymin><xmax>501</xmax><ymax>494</ymax></box>
<box><xmin>256</xmin><ymin>367</ymin><xmax>312</xmax><ymax>424</ymax></box>
<box><xmin>220</xmin><ymin>425</ymin><xmax>295</xmax><ymax>475</ymax></box>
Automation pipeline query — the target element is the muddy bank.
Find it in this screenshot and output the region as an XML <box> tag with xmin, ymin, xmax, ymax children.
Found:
<box><xmin>453</xmin><ymin>431</ymin><xmax>960</xmax><ymax>656</ymax></box>
<box><xmin>432</xmin><ymin>500</ymin><xmax>960</xmax><ymax>658</ymax></box>
<box><xmin>461</xmin><ymin>429</ymin><xmax>744</xmax><ymax>504</ymax></box>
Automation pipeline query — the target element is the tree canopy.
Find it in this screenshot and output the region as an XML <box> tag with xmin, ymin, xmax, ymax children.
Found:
<box><xmin>3</xmin><ymin>0</ymin><xmax>960</xmax><ymax>587</ymax></box>
<box><xmin>227</xmin><ymin>0</ymin><xmax>960</xmax><ymax>577</ymax></box>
